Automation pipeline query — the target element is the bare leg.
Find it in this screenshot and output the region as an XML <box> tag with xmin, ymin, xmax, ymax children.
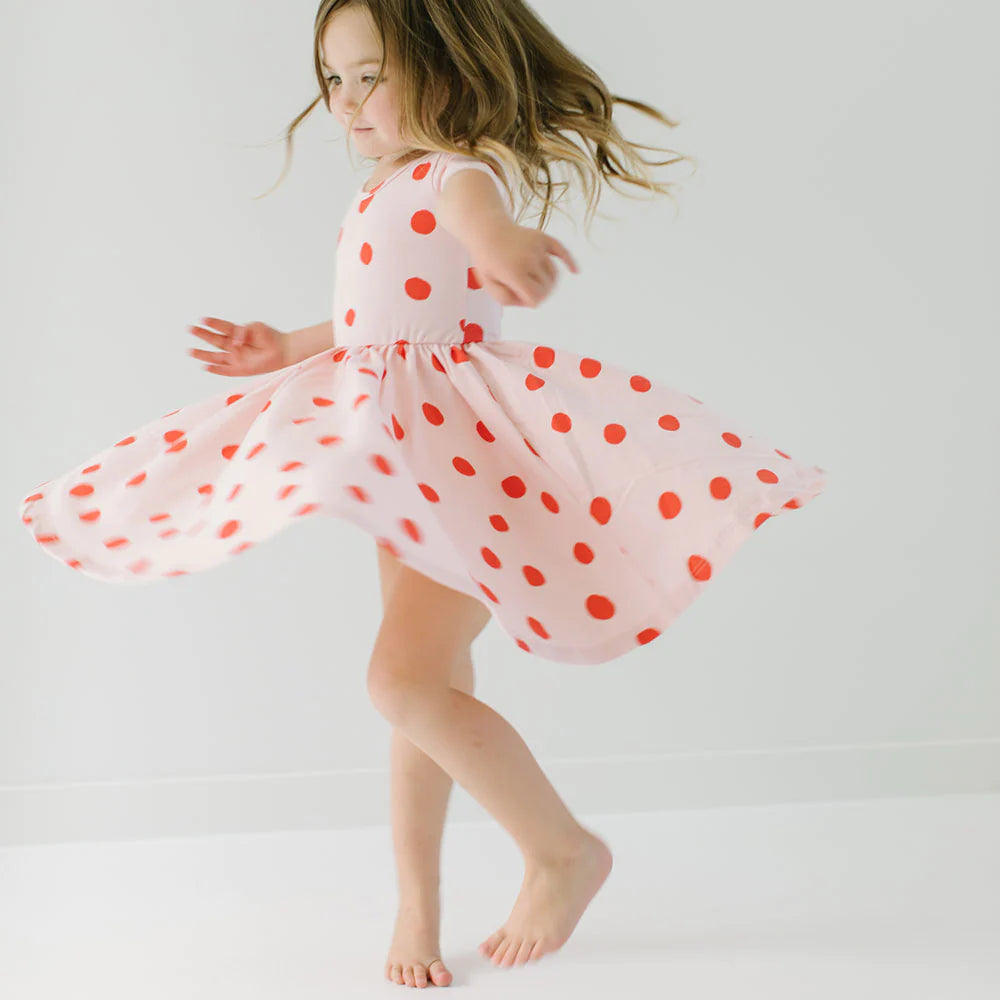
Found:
<box><xmin>384</xmin><ymin>650</ymin><xmax>474</xmax><ymax>988</ymax></box>
<box><xmin>372</xmin><ymin>563</ymin><xmax>614</xmax><ymax>970</ymax></box>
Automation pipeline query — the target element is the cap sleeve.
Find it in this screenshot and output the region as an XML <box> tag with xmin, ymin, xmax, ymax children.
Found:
<box><xmin>432</xmin><ymin>152</ymin><xmax>515</xmax><ymax>214</ymax></box>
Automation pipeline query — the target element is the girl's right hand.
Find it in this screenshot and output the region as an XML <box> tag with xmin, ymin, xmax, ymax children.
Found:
<box><xmin>188</xmin><ymin>317</ymin><xmax>289</xmax><ymax>377</ymax></box>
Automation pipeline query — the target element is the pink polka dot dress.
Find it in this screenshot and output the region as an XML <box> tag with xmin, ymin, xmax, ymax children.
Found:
<box><xmin>18</xmin><ymin>150</ymin><xmax>828</xmax><ymax>665</ymax></box>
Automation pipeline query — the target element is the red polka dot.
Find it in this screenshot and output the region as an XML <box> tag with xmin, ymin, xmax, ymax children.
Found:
<box><xmin>489</xmin><ymin>514</ymin><xmax>509</xmax><ymax>531</ymax></box>
<box><xmin>376</xmin><ymin>537</ymin><xmax>402</xmax><ymax>558</ymax></box>
<box><xmin>709</xmin><ymin>477</ymin><xmax>731</xmax><ymax>500</ymax></box>
<box><xmin>723</xmin><ymin>432</ymin><xmax>742</xmax><ymax>448</ymax></box>
<box><xmin>219</xmin><ymin>520</ymin><xmax>240</xmax><ymax>539</ymax></box>
<box><xmin>630</xmin><ymin>375</ymin><xmax>651</xmax><ymax>392</ymax></box>
<box><xmin>418</xmin><ymin>483</ymin><xmax>440</xmax><ymax>502</ymax></box>
<box><xmin>347</xmin><ymin>484</ymin><xmax>371</xmax><ymax>502</ymax></box>
<box><xmin>658</xmin><ymin>492</ymin><xmax>682</xmax><ymax>519</ymax></box>
<box><xmin>754</xmin><ymin>512</ymin><xmax>773</xmax><ymax>528</ymax></box>
<box><xmin>422</xmin><ymin>403</ymin><xmax>444</xmax><ymax>427</ymax></box>
<box><xmin>540</xmin><ymin>492</ymin><xmax>559</xmax><ymax>513</ymax></box>
<box><xmin>410</xmin><ymin>209</ymin><xmax>436</xmax><ymax>234</ymax></box>
<box><xmin>401</xmin><ymin>519</ymin><xmax>423</xmax><ymax>543</ymax></box>
<box><xmin>502</xmin><ymin>475</ymin><xmax>526</xmax><ymax>498</ymax></box>
<box><xmin>757</xmin><ymin>469</ymin><xmax>779</xmax><ymax>484</ymax></box>
<box><xmin>533</xmin><ymin>346</ymin><xmax>555</xmax><ymax>368</ymax></box>
<box><xmin>586</xmin><ymin>594</ymin><xmax>615</xmax><ymax>620</ymax></box>
<box><xmin>637</xmin><ymin>628</ymin><xmax>661</xmax><ymax>646</ymax></box>
<box><xmin>688</xmin><ymin>555</ymin><xmax>712</xmax><ymax>581</ymax></box>
<box><xmin>523</xmin><ymin>565</ymin><xmax>546</xmax><ymax>586</ymax></box>
<box><xmin>345</xmin><ymin>309</ymin><xmax>356</xmax><ymax>326</ymax></box>
<box><xmin>580</xmin><ymin>358</ymin><xmax>602</xmax><ymax>378</ymax></box>
<box><xmin>482</xmin><ymin>547</ymin><xmax>501</xmax><ymax>568</ymax></box>
<box><xmin>604</xmin><ymin>423</ymin><xmax>626</xmax><ymax>444</ymax></box>
<box><xmin>525</xmin><ymin>373</ymin><xmax>545</xmax><ymax>390</ymax></box>
<box><xmin>527</xmin><ymin>617</ymin><xmax>550</xmax><ymax>639</ymax></box>
<box><xmin>659</xmin><ymin>414</ymin><xmax>680</xmax><ymax>431</ymax></box>
<box><xmin>476</xmin><ymin>420</ymin><xmax>495</xmax><ymax>442</ymax></box>
<box><xmin>405</xmin><ymin>277</ymin><xmax>431</xmax><ymax>300</ymax></box>
<box><xmin>371</xmin><ymin>454</ymin><xmax>394</xmax><ymax>475</ymax></box>
<box><xmin>69</xmin><ymin>483</ymin><xmax>94</xmax><ymax>497</ymax></box>
<box><xmin>590</xmin><ymin>497</ymin><xmax>612</xmax><ymax>524</ymax></box>
<box><xmin>552</xmin><ymin>412</ymin><xmax>572</xmax><ymax>432</ymax></box>
<box><xmin>412</xmin><ymin>161</ymin><xmax>431</xmax><ymax>180</ymax></box>
<box><xmin>453</xmin><ymin>456</ymin><xmax>476</xmax><ymax>476</ymax></box>
<box><xmin>574</xmin><ymin>542</ymin><xmax>594</xmax><ymax>563</ymax></box>
<box><xmin>360</xmin><ymin>242</ymin><xmax>372</xmax><ymax>264</ymax></box>
<box><xmin>467</xmin><ymin>267</ymin><xmax>482</xmax><ymax>290</ymax></box>
<box><xmin>422</xmin><ymin>402</ymin><xmax>444</xmax><ymax>425</ymax></box>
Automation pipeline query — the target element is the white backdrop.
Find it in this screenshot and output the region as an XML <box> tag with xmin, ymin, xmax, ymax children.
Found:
<box><xmin>2</xmin><ymin>0</ymin><xmax>997</xmax><ymax>845</ymax></box>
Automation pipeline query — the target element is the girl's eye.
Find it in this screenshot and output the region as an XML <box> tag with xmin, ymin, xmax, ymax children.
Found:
<box><xmin>325</xmin><ymin>75</ymin><xmax>378</xmax><ymax>86</ymax></box>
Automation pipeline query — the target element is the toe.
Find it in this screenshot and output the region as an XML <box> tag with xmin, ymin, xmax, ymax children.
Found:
<box><xmin>513</xmin><ymin>938</ymin><xmax>535</xmax><ymax>965</ymax></box>
<box><xmin>414</xmin><ymin>965</ymin><xmax>428</xmax><ymax>987</ymax></box>
<box><xmin>494</xmin><ymin>937</ymin><xmax>516</xmax><ymax>966</ymax></box>
<box><xmin>479</xmin><ymin>931</ymin><xmax>502</xmax><ymax>958</ymax></box>
<box><xmin>428</xmin><ymin>959</ymin><xmax>452</xmax><ymax>986</ymax></box>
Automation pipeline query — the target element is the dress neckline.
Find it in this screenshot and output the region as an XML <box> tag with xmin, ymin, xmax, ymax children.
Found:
<box><xmin>358</xmin><ymin>153</ymin><xmax>434</xmax><ymax>197</ymax></box>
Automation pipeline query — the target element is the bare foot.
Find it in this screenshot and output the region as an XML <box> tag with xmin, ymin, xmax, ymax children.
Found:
<box><xmin>478</xmin><ymin>829</ymin><xmax>613</xmax><ymax>967</ymax></box>
<box><xmin>385</xmin><ymin>908</ymin><xmax>453</xmax><ymax>988</ymax></box>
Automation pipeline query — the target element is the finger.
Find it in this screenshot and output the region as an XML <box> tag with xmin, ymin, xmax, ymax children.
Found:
<box><xmin>189</xmin><ymin>347</ymin><xmax>235</xmax><ymax>366</ymax></box>
<box><xmin>200</xmin><ymin>316</ymin><xmax>237</xmax><ymax>337</ymax></box>
<box><xmin>485</xmin><ymin>279</ymin><xmax>522</xmax><ymax>307</ymax></box>
<box><xmin>529</xmin><ymin>270</ymin><xmax>554</xmax><ymax>296</ymax></box>
<box><xmin>189</xmin><ymin>325</ymin><xmax>232</xmax><ymax>350</ymax></box>
<box><xmin>513</xmin><ymin>281</ymin><xmax>539</xmax><ymax>307</ymax></box>
<box><xmin>545</xmin><ymin>237</ymin><xmax>579</xmax><ymax>273</ymax></box>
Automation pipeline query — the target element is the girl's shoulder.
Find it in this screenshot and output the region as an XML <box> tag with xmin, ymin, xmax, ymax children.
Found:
<box><xmin>429</xmin><ymin>149</ymin><xmax>515</xmax><ymax>211</ymax></box>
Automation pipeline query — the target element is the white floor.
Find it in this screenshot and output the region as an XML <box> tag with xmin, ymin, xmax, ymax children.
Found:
<box><xmin>1</xmin><ymin>793</ymin><xmax>997</xmax><ymax>998</ymax></box>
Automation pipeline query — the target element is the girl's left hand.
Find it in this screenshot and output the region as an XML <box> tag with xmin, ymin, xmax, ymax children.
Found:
<box><xmin>470</xmin><ymin>224</ymin><xmax>580</xmax><ymax>308</ymax></box>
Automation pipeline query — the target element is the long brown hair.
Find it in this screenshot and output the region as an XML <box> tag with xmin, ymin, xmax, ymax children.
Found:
<box><xmin>263</xmin><ymin>0</ymin><xmax>696</xmax><ymax>235</ymax></box>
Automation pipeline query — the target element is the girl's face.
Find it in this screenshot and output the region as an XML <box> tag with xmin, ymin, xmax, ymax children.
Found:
<box><xmin>320</xmin><ymin>6</ymin><xmax>407</xmax><ymax>162</ymax></box>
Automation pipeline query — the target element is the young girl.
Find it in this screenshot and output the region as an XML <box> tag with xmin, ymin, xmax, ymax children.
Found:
<box><xmin>18</xmin><ymin>0</ymin><xmax>828</xmax><ymax>988</ymax></box>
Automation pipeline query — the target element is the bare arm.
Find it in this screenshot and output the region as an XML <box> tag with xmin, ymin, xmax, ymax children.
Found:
<box><xmin>436</xmin><ymin>169</ymin><xmax>513</xmax><ymax>253</ymax></box>
<box><xmin>285</xmin><ymin>319</ymin><xmax>336</xmax><ymax>365</ymax></box>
